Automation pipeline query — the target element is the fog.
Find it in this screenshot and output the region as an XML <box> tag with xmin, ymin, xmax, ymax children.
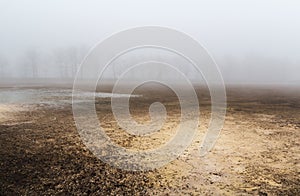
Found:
<box><xmin>0</xmin><ymin>0</ymin><xmax>299</xmax><ymax>84</ymax></box>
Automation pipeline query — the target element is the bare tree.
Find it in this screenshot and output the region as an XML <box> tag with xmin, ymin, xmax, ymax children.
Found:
<box><xmin>0</xmin><ymin>54</ymin><xmax>8</xmax><ymax>77</ymax></box>
<box><xmin>25</xmin><ymin>49</ymin><xmax>39</xmax><ymax>78</ymax></box>
<box><xmin>77</xmin><ymin>45</ymin><xmax>88</xmax><ymax>79</ymax></box>
<box><xmin>66</xmin><ymin>45</ymin><xmax>88</xmax><ymax>78</ymax></box>
<box><xmin>65</xmin><ymin>47</ymin><xmax>78</xmax><ymax>78</ymax></box>
<box><xmin>53</xmin><ymin>48</ymin><xmax>68</xmax><ymax>78</ymax></box>
<box><xmin>54</xmin><ymin>45</ymin><xmax>88</xmax><ymax>79</ymax></box>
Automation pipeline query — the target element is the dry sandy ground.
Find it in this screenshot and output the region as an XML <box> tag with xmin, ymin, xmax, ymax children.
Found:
<box><xmin>0</xmin><ymin>85</ymin><xmax>299</xmax><ymax>195</ymax></box>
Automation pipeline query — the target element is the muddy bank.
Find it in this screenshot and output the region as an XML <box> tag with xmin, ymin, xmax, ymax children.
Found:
<box><xmin>0</xmin><ymin>86</ymin><xmax>299</xmax><ymax>195</ymax></box>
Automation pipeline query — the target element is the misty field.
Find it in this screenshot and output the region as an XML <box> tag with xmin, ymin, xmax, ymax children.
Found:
<box><xmin>0</xmin><ymin>85</ymin><xmax>299</xmax><ymax>195</ymax></box>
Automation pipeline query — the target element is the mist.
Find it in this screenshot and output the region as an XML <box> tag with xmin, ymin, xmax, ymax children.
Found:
<box><xmin>0</xmin><ymin>0</ymin><xmax>299</xmax><ymax>84</ymax></box>
<box><xmin>1</xmin><ymin>1</ymin><xmax>300</xmax><ymax>194</ymax></box>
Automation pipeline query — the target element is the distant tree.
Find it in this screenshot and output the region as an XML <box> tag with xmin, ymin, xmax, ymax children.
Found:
<box><xmin>53</xmin><ymin>48</ymin><xmax>69</xmax><ymax>78</ymax></box>
<box><xmin>0</xmin><ymin>54</ymin><xmax>8</xmax><ymax>77</ymax></box>
<box><xmin>112</xmin><ymin>63</ymin><xmax>117</xmax><ymax>80</ymax></box>
<box><xmin>77</xmin><ymin>45</ymin><xmax>88</xmax><ymax>79</ymax></box>
<box><xmin>54</xmin><ymin>45</ymin><xmax>88</xmax><ymax>79</ymax></box>
<box><xmin>25</xmin><ymin>49</ymin><xmax>39</xmax><ymax>78</ymax></box>
<box><xmin>66</xmin><ymin>46</ymin><xmax>78</xmax><ymax>78</ymax></box>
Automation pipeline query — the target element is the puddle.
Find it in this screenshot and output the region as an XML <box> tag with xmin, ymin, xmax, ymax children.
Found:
<box><xmin>0</xmin><ymin>87</ymin><xmax>140</xmax><ymax>106</ymax></box>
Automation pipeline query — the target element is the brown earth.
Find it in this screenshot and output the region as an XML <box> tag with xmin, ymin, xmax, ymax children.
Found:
<box><xmin>0</xmin><ymin>85</ymin><xmax>299</xmax><ymax>195</ymax></box>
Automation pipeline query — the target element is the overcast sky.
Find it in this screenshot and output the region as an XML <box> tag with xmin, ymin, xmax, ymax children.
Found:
<box><xmin>0</xmin><ymin>0</ymin><xmax>299</xmax><ymax>83</ymax></box>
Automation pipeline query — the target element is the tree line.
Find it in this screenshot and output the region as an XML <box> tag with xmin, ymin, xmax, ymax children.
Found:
<box><xmin>0</xmin><ymin>45</ymin><xmax>88</xmax><ymax>79</ymax></box>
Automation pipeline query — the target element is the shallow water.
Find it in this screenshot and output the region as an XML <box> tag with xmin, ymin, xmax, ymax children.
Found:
<box><xmin>0</xmin><ymin>87</ymin><xmax>139</xmax><ymax>105</ymax></box>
